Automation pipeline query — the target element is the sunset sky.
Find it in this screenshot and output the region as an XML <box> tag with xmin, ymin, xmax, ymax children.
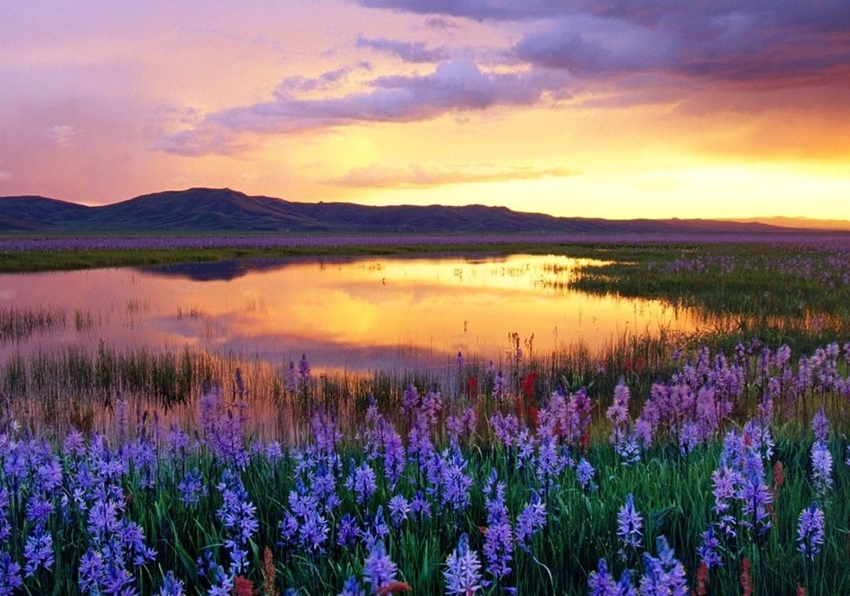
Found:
<box><xmin>2</xmin><ymin>1</ymin><xmax>850</xmax><ymax>220</ymax></box>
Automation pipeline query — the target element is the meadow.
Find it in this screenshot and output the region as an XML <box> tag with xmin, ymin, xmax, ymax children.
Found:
<box><xmin>1</xmin><ymin>239</ymin><xmax>850</xmax><ymax>595</ymax></box>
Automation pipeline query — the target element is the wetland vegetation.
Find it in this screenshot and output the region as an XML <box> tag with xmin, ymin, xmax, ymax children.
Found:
<box><xmin>1</xmin><ymin>236</ymin><xmax>849</xmax><ymax>595</ymax></box>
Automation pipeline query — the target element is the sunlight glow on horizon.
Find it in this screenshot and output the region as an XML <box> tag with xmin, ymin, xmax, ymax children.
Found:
<box><xmin>2</xmin><ymin>1</ymin><xmax>849</xmax><ymax>221</ymax></box>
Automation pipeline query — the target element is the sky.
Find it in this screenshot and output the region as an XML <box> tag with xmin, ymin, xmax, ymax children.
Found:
<box><xmin>2</xmin><ymin>0</ymin><xmax>850</xmax><ymax>220</ymax></box>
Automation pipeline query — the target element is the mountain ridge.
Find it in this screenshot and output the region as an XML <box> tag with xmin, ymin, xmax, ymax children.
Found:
<box><xmin>0</xmin><ymin>187</ymin><xmax>837</xmax><ymax>235</ymax></box>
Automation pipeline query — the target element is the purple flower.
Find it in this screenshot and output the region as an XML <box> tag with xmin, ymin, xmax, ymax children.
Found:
<box><xmin>515</xmin><ymin>492</ymin><xmax>546</xmax><ymax>553</ymax></box>
<box><xmin>178</xmin><ymin>469</ymin><xmax>207</xmax><ymax>508</ymax></box>
<box><xmin>697</xmin><ymin>525</ymin><xmax>722</xmax><ymax>569</ymax></box>
<box><xmin>588</xmin><ymin>559</ymin><xmax>634</xmax><ymax>596</ymax></box>
<box><xmin>797</xmin><ymin>502</ymin><xmax>825</xmax><ymax>560</ymax></box>
<box><xmin>493</xmin><ymin>371</ymin><xmax>508</xmax><ymax>401</ymax></box>
<box><xmin>401</xmin><ymin>383</ymin><xmax>420</xmax><ymax>413</ymax></box>
<box><xmin>639</xmin><ymin>536</ymin><xmax>688</xmax><ymax>596</ymax></box>
<box><xmin>617</xmin><ymin>494</ymin><xmax>643</xmax><ymax>551</ymax></box>
<box><xmin>363</xmin><ymin>540</ymin><xmax>397</xmax><ymax>594</ymax></box>
<box><xmin>587</xmin><ymin>559</ymin><xmax>618</xmax><ymax>596</ymax></box>
<box><xmin>489</xmin><ymin>411</ymin><xmax>520</xmax><ymax>448</ymax></box>
<box><xmin>444</xmin><ymin>533</ymin><xmax>482</xmax><ymax>596</ymax></box>
<box><xmin>388</xmin><ymin>494</ymin><xmax>410</xmax><ymax>527</ymax></box>
<box><xmin>339</xmin><ymin>575</ymin><xmax>366</xmax><ymax>596</ymax></box>
<box><xmin>811</xmin><ymin>440</ymin><xmax>833</xmax><ymax>495</ymax></box>
<box><xmin>0</xmin><ymin>552</ymin><xmax>23</xmax><ymax>595</ymax></box>
<box><xmin>346</xmin><ymin>460</ymin><xmax>378</xmax><ymax>504</ymax></box>
<box><xmin>812</xmin><ymin>406</ymin><xmax>830</xmax><ymax>442</ymax></box>
<box><xmin>410</xmin><ymin>491</ymin><xmax>432</xmax><ymax>520</ymax></box>
<box><xmin>216</xmin><ymin>469</ymin><xmax>258</xmax><ymax>574</ymax></box>
<box><xmin>482</xmin><ymin>471</ymin><xmax>513</xmax><ymax>582</ymax></box>
<box><xmin>24</xmin><ymin>527</ymin><xmax>54</xmax><ymax>577</ymax></box>
<box><xmin>607</xmin><ymin>379</ymin><xmax>630</xmax><ymax>433</ymax></box>
<box><xmin>337</xmin><ymin>514</ymin><xmax>360</xmax><ymax>548</ymax></box>
<box><xmin>298</xmin><ymin>354</ymin><xmax>312</xmax><ymax>387</ymax></box>
<box><xmin>158</xmin><ymin>571</ymin><xmax>185</xmax><ymax>596</ymax></box>
<box><xmin>576</xmin><ymin>457</ymin><xmax>597</xmax><ymax>491</ymax></box>
<box><xmin>281</xmin><ymin>491</ymin><xmax>329</xmax><ymax>553</ymax></box>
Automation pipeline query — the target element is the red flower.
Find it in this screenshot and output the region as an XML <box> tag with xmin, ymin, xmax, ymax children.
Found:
<box><xmin>466</xmin><ymin>376</ymin><xmax>478</xmax><ymax>398</ymax></box>
<box><xmin>520</xmin><ymin>371</ymin><xmax>538</xmax><ymax>398</ymax></box>
<box><xmin>376</xmin><ymin>581</ymin><xmax>412</xmax><ymax>595</ymax></box>
<box><xmin>695</xmin><ymin>561</ymin><xmax>709</xmax><ymax>596</ymax></box>
<box><xmin>740</xmin><ymin>558</ymin><xmax>752</xmax><ymax>596</ymax></box>
<box><xmin>233</xmin><ymin>576</ymin><xmax>259</xmax><ymax>596</ymax></box>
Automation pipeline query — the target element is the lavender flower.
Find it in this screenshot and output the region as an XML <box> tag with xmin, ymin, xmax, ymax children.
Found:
<box><xmin>576</xmin><ymin>457</ymin><xmax>597</xmax><ymax>491</ymax></box>
<box><xmin>388</xmin><ymin>494</ymin><xmax>410</xmax><ymax>527</ymax></box>
<box><xmin>515</xmin><ymin>492</ymin><xmax>546</xmax><ymax>552</ymax></box>
<box><xmin>482</xmin><ymin>471</ymin><xmax>513</xmax><ymax>582</ymax></box>
<box><xmin>216</xmin><ymin>469</ymin><xmax>258</xmax><ymax>575</ymax></box>
<box><xmin>337</xmin><ymin>514</ymin><xmax>360</xmax><ymax>548</ymax></box>
<box><xmin>639</xmin><ymin>536</ymin><xmax>688</xmax><ymax>596</ymax></box>
<box><xmin>588</xmin><ymin>559</ymin><xmax>635</xmax><ymax>596</ymax></box>
<box><xmin>444</xmin><ymin>534</ymin><xmax>482</xmax><ymax>596</ymax></box>
<box><xmin>607</xmin><ymin>380</ymin><xmax>631</xmax><ymax>442</ymax></box>
<box><xmin>410</xmin><ymin>491</ymin><xmax>432</xmax><ymax>520</ymax></box>
<box><xmin>339</xmin><ymin>575</ymin><xmax>366</xmax><ymax>596</ymax></box>
<box><xmin>0</xmin><ymin>552</ymin><xmax>23</xmax><ymax>595</ymax></box>
<box><xmin>158</xmin><ymin>570</ymin><xmax>185</xmax><ymax>596</ymax></box>
<box><xmin>298</xmin><ymin>354</ymin><xmax>312</xmax><ymax>388</ymax></box>
<box><xmin>812</xmin><ymin>406</ymin><xmax>830</xmax><ymax>442</ymax></box>
<box><xmin>178</xmin><ymin>469</ymin><xmax>207</xmax><ymax>507</ymax></box>
<box><xmin>363</xmin><ymin>540</ymin><xmax>397</xmax><ymax>594</ymax></box>
<box><xmin>493</xmin><ymin>371</ymin><xmax>508</xmax><ymax>402</ymax></box>
<box><xmin>697</xmin><ymin>525</ymin><xmax>722</xmax><ymax>569</ymax></box>
<box><xmin>797</xmin><ymin>502</ymin><xmax>825</xmax><ymax>560</ymax></box>
<box><xmin>617</xmin><ymin>494</ymin><xmax>643</xmax><ymax>551</ymax></box>
<box><xmin>811</xmin><ymin>440</ymin><xmax>833</xmax><ymax>495</ymax></box>
<box><xmin>346</xmin><ymin>460</ymin><xmax>378</xmax><ymax>504</ymax></box>
<box><xmin>23</xmin><ymin>527</ymin><xmax>54</xmax><ymax>576</ymax></box>
<box><xmin>280</xmin><ymin>491</ymin><xmax>329</xmax><ymax>553</ymax></box>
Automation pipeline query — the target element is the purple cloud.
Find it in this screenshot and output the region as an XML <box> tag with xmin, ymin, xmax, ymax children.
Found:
<box><xmin>356</xmin><ymin>36</ymin><xmax>449</xmax><ymax>63</ymax></box>
<box><xmin>514</xmin><ymin>8</ymin><xmax>850</xmax><ymax>86</ymax></box>
<box><xmin>160</xmin><ymin>60</ymin><xmax>569</xmax><ymax>155</ymax></box>
<box><xmin>352</xmin><ymin>0</ymin><xmax>850</xmax><ymax>87</ymax></box>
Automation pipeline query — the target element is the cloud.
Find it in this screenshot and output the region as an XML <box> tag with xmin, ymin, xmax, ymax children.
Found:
<box><xmin>45</xmin><ymin>124</ymin><xmax>76</xmax><ymax>148</ymax></box>
<box><xmin>330</xmin><ymin>164</ymin><xmax>579</xmax><ymax>187</ymax></box>
<box><xmin>352</xmin><ymin>1</ymin><xmax>850</xmax><ymax>88</ymax></box>
<box><xmin>160</xmin><ymin>60</ymin><xmax>570</xmax><ymax>156</ymax></box>
<box><xmin>275</xmin><ymin>64</ymin><xmax>372</xmax><ymax>96</ymax></box>
<box><xmin>513</xmin><ymin>9</ymin><xmax>850</xmax><ymax>87</ymax></box>
<box><xmin>356</xmin><ymin>35</ymin><xmax>448</xmax><ymax>63</ymax></box>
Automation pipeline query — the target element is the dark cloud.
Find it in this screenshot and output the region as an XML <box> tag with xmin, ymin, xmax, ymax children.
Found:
<box><xmin>353</xmin><ymin>0</ymin><xmax>850</xmax><ymax>87</ymax></box>
<box><xmin>356</xmin><ymin>35</ymin><xmax>449</xmax><ymax>63</ymax></box>
<box><xmin>160</xmin><ymin>60</ymin><xmax>569</xmax><ymax>155</ymax></box>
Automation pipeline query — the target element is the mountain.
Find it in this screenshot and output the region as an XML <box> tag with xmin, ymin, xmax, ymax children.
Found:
<box><xmin>725</xmin><ymin>216</ymin><xmax>850</xmax><ymax>232</ymax></box>
<box><xmin>0</xmin><ymin>187</ymin><xmax>831</xmax><ymax>235</ymax></box>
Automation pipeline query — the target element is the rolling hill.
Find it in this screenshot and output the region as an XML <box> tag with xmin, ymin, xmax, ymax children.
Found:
<box><xmin>0</xmin><ymin>187</ymin><xmax>830</xmax><ymax>235</ymax></box>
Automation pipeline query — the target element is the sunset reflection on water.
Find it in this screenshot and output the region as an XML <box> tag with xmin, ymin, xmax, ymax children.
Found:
<box><xmin>0</xmin><ymin>255</ymin><xmax>700</xmax><ymax>371</ymax></box>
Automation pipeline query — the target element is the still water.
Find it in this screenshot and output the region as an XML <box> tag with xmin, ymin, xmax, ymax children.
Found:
<box><xmin>0</xmin><ymin>254</ymin><xmax>698</xmax><ymax>372</ymax></box>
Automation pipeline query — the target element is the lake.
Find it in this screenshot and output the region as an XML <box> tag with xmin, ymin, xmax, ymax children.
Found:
<box><xmin>0</xmin><ymin>253</ymin><xmax>699</xmax><ymax>374</ymax></box>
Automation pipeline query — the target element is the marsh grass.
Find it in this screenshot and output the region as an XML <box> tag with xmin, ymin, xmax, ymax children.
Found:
<box><xmin>4</xmin><ymin>241</ymin><xmax>850</xmax><ymax>594</ymax></box>
<box><xmin>0</xmin><ymin>306</ymin><xmax>66</xmax><ymax>343</ymax></box>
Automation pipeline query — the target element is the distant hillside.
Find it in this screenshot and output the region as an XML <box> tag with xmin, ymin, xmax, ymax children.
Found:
<box><xmin>727</xmin><ymin>216</ymin><xmax>850</xmax><ymax>232</ymax></box>
<box><xmin>0</xmin><ymin>187</ymin><xmax>832</xmax><ymax>235</ymax></box>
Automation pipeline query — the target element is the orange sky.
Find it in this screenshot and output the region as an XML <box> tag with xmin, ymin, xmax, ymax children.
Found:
<box><xmin>2</xmin><ymin>1</ymin><xmax>849</xmax><ymax>220</ymax></box>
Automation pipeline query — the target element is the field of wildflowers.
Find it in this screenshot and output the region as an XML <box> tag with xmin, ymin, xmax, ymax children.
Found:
<box><xmin>3</xmin><ymin>240</ymin><xmax>850</xmax><ymax>595</ymax></box>
<box><xmin>2</xmin><ymin>338</ymin><xmax>850</xmax><ymax>595</ymax></box>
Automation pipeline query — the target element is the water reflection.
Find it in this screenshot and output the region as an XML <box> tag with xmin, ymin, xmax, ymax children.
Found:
<box><xmin>0</xmin><ymin>255</ymin><xmax>699</xmax><ymax>371</ymax></box>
